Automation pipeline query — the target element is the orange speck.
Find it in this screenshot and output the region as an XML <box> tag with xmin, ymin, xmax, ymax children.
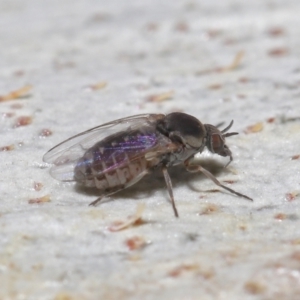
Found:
<box><xmin>274</xmin><ymin>213</ymin><xmax>287</xmax><ymax>220</ymax></box>
<box><xmin>108</xmin><ymin>203</ymin><xmax>145</xmax><ymax>232</ymax></box>
<box><xmin>39</xmin><ymin>128</ymin><xmax>53</xmax><ymax>137</ymax></box>
<box><xmin>268</xmin><ymin>47</ymin><xmax>289</xmax><ymax>57</ymax></box>
<box><xmin>0</xmin><ymin>85</ymin><xmax>32</xmax><ymax>102</ymax></box>
<box><xmin>238</xmin><ymin>77</ymin><xmax>250</xmax><ymax>83</ymax></box>
<box><xmin>267</xmin><ymin>27</ymin><xmax>285</xmax><ymax>37</ymax></box>
<box><xmin>266</xmin><ymin>117</ymin><xmax>275</xmax><ymax>123</ymax></box>
<box><xmin>146</xmin><ymin>91</ymin><xmax>174</xmax><ymax>103</ymax></box>
<box><xmin>28</xmin><ymin>195</ymin><xmax>50</xmax><ymax>204</ymax></box>
<box><xmin>168</xmin><ymin>264</ymin><xmax>199</xmax><ymax>277</ymax></box>
<box><xmin>205</xmin><ymin>29</ymin><xmax>222</xmax><ymax>39</ymax></box>
<box><xmin>244</xmin><ymin>280</ymin><xmax>266</xmax><ymax>295</ymax></box>
<box><xmin>0</xmin><ymin>144</ymin><xmax>14</xmax><ymax>151</ymax></box>
<box><xmin>87</xmin><ymin>81</ymin><xmax>107</xmax><ymax>90</ymax></box>
<box><xmin>291</xmin><ymin>155</ymin><xmax>300</xmax><ymax>160</ymax></box>
<box><xmin>285</xmin><ymin>191</ymin><xmax>299</xmax><ymax>202</ymax></box>
<box><xmin>207</xmin><ymin>83</ymin><xmax>222</xmax><ymax>90</ymax></box>
<box><xmin>125</xmin><ymin>236</ymin><xmax>146</xmax><ymax>250</ymax></box>
<box><xmin>14</xmin><ymin>116</ymin><xmax>33</xmax><ymax>127</ymax></box>
<box><xmin>244</xmin><ymin>122</ymin><xmax>264</xmax><ymax>134</ymax></box>
<box><xmin>174</xmin><ymin>21</ymin><xmax>189</xmax><ymax>32</ymax></box>
<box><xmin>199</xmin><ymin>204</ymin><xmax>219</xmax><ymax>215</ymax></box>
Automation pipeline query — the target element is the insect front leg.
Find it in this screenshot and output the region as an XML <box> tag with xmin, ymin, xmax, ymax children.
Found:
<box><xmin>184</xmin><ymin>158</ymin><xmax>253</xmax><ymax>201</ymax></box>
<box><xmin>162</xmin><ymin>167</ymin><xmax>179</xmax><ymax>218</ymax></box>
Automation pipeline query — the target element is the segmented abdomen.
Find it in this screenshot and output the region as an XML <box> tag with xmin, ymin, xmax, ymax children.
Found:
<box><xmin>74</xmin><ymin>129</ymin><xmax>159</xmax><ymax>190</ymax></box>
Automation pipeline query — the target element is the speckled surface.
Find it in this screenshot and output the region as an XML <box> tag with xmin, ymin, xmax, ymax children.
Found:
<box><xmin>1</xmin><ymin>0</ymin><xmax>300</xmax><ymax>299</ymax></box>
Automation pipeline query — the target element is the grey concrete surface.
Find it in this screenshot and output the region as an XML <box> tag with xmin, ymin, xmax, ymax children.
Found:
<box><xmin>1</xmin><ymin>0</ymin><xmax>300</xmax><ymax>299</ymax></box>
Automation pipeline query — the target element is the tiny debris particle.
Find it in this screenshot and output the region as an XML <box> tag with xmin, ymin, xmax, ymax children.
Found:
<box><xmin>199</xmin><ymin>203</ymin><xmax>219</xmax><ymax>215</ymax></box>
<box><xmin>0</xmin><ymin>85</ymin><xmax>32</xmax><ymax>102</ymax></box>
<box><xmin>290</xmin><ymin>239</ymin><xmax>300</xmax><ymax>245</ymax></box>
<box><xmin>222</xmin><ymin>38</ymin><xmax>238</xmax><ymax>45</ymax></box>
<box><xmin>13</xmin><ymin>70</ymin><xmax>25</xmax><ymax>77</ymax></box>
<box><xmin>28</xmin><ymin>195</ymin><xmax>50</xmax><ymax>204</ymax></box>
<box><xmin>196</xmin><ymin>50</ymin><xmax>244</xmax><ymax>75</ymax></box>
<box><xmin>205</xmin><ymin>29</ymin><xmax>222</xmax><ymax>39</ymax></box>
<box><xmin>33</xmin><ymin>182</ymin><xmax>43</xmax><ymax>191</ymax></box>
<box><xmin>168</xmin><ymin>264</ymin><xmax>199</xmax><ymax>278</ymax></box>
<box><xmin>224</xmin><ymin>50</ymin><xmax>245</xmax><ymax>71</ymax></box>
<box><xmin>238</xmin><ymin>77</ymin><xmax>250</xmax><ymax>83</ymax></box>
<box><xmin>54</xmin><ymin>292</ymin><xmax>74</xmax><ymax>300</ymax></box>
<box><xmin>146</xmin><ymin>91</ymin><xmax>174</xmax><ymax>103</ymax></box>
<box><xmin>14</xmin><ymin>116</ymin><xmax>33</xmax><ymax>127</ymax></box>
<box><xmin>10</xmin><ymin>103</ymin><xmax>23</xmax><ymax>109</ymax></box>
<box><xmin>236</xmin><ymin>94</ymin><xmax>246</xmax><ymax>99</ymax></box>
<box><xmin>266</xmin><ymin>117</ymin><xmax>275</xmax><ymax>123</ymax></box>
<box><xmin>0</xmin><ymin>144</ymin><xmax>14</xmax><ymax>151</ymax></box>
<box><xmin>174</xmin><ymin>21</ymin><xmax>189</xmax><ymax>32</ymax></box>
<box><xmin>291</xmin><ymin>154</ymin><xmax>300</xmax><ymax>160</ymax></box>
<box><xmin>267</xmin><ymin>27</ymin><xmax>285</xmax><ymax>37</ymax></box>
<box><xmin>1</xmin><ymin>112</ymin><xmax>15</xmax><ymax>118</ymax></box>
<box><xmin>244</xmin><ymin>280</ymin><xmax>266</xmax><ymax>295</ymax></box>
<box><xmin>290</xmin><ymin>251</ymin><xmax>300</xmax><ymax>261</ymax></box>
<box><xmin>125</xmin><ymin>236</ymin><xmax>146</xmax><ymax>250</ymax></box>
<box><xmin>207</xmin><ymin>83</ymin><xmax>222</xmax><ymax>90</ymax></box>
<box><xmin>39</xmin><ymin>128</ymin><xmax>53</xmax><ymax>137</ymax></box>
<box><xmin>145</xmin><ymin>22</ymin><xmax>159</xmax><ymax>31</ymax></box>
<box><xmin>108</xmin><ymin>203</ymin><xmax>145</xmax><ymax>232</ymax></box>
<box><xmin>239</xmin><ymin>224</ymin><xmax>247</xmax><ymax>231</ymax></box>
<box><xmin>285</xmin><ymin>191</ymin><xmax>299</xmax><ymax>202</ymax></box>
<box><xmin>244</xmin><ymin>122</ymin><xmax>264</xmax><ymax>134</ymax></box>
<box><xmin>268</xmin><ymin>47</ymin><xmax>289</xmax><ymax>57</ymax></box>
<box><xmin>87</xmin><ymin>13</ymin><xmax>111</xmax><ymax>24</ymax></box>
<box><xmin>86</xmin><ymin>81</ymin><xmax>107</xmax><ymax>91</ymax></box>
<box><xmin>274</xmin><ymin>213</ymin><xmax>287</xmax><ymax>220</ymax></box>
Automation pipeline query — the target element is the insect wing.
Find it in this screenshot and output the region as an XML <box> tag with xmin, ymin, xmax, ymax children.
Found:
<box><xmin>43</xmin><ymin>114</ymin><xmax>165</xmax><ymax>181</ymax></box>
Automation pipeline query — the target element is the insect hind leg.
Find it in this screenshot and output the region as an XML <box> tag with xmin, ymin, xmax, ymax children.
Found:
<box><xmin>89</xmin><ymin>185</ymin><xmax>125</xmax><ymax>206</ymax></box>
<box><xmin>88</xmin><ymin>170</ymin><xmax>149</xmax><ymax>207</ymax></box>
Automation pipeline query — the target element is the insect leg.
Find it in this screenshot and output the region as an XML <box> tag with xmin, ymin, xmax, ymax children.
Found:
<box><xmin>89</xmin><ymin>170</ymin><xmax>149</xmax><ymax>207</ymax></box>
<box><xmin>89</xmin><ymin>196</ymin><xmax>104</xmax><ymax>206</ymax></box>
<box><xmin>184</xmin><ymin>159</ymin><xmax>253</xmax><ymax>201</ymax></box>
<box><xmin>89</xmin><ymin>185</ymin><xmax>125</xmax><ymax>206</ymax></box>
<box><xmin>162</xmin><ymin>167</ymin><xmax>179</xmax><ymax>218</ymax></box>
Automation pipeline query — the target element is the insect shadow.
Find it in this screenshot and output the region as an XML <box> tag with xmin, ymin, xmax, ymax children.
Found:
<box><xmin>74</xmin><ymin>157</ymin><xmax>227</xmax><ymax>204</ymax></box>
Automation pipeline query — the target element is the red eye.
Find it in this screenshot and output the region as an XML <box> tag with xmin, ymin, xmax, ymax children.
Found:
<box><xmin>211</xmin><ymin>134</ymin><xmax>223</xmax><ymax>153</ymax></box>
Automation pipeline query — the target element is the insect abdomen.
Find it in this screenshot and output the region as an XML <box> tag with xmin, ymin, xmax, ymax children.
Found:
<box><xmin>74</xmin><ymin>130</ymin><xmax>157</xmax><ymax>191</ymax></box>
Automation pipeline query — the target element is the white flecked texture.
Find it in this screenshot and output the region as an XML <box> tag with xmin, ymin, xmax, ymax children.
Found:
<box><xmin>1</xmin><ymin>0</ymin><xmax>300</xmax><ymax>299</ymax></box>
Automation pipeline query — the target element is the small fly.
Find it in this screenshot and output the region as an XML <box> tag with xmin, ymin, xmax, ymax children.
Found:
<box><xmin>43</xmin><ymin>112</ymin><xmax>252</xmax><ymax>217</ymax></box>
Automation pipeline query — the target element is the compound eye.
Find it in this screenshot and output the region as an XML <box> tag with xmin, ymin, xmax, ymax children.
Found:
<box><xmin>211</xmin><ymin>134</ymin><xmax>225</xmax><ymax>155</ymax></box>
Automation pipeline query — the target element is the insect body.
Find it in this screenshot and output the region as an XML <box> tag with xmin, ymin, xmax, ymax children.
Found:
<box><xmin>43</xmin><ymin>112</ymin><xmax>252</xmax><ymax>217</ymax></box>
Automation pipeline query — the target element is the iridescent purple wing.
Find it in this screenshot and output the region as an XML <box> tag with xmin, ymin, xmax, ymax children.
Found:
<box><xmin>43</xmin><ymin>114</ymin><xmax>168</xmax><ymax>181</ymax></box>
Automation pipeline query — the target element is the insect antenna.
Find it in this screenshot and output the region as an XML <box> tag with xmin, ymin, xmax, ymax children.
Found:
<box><xmin>221</xmin><ymin>120</ymin><xmax>234</xmax><ymax>133</ymax></box>
<box><xmin>223</xmin><ymin>132</ymin><xmax>238</xmax><ymax>138</ymax></box>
